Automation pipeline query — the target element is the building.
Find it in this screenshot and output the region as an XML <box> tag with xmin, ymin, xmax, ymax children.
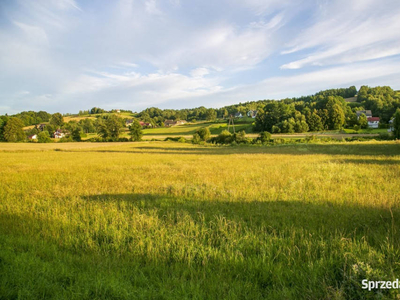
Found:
<box><xmin>234</xmin><ymin>112</ymin><xmax>243</xmax><ymax>118</ymax></box>
<box><xmin>28</xmin><ymin>134</ymin><xmax>37</xmax><ymax>140</ymax></box>
<box><xmin>53</xmin><ymin>129</ymin><xmax>66</xmax><ymax>139</ymax></box>
<box><xmin>356</xmin><ymin>110</ymin><xmax>372</xmax><ymax>119</ymax></box>
<box><xmin>139</xmin><ymin>121</ymin><xmax>152</xmax><ymax>127</ymax></box>
<box><xmin>164</xmin><ymin>120</ymin><xmax>187</xmax><ymax>127</ymax></box>
<box><xmin>115</xmin><ymin>109</ymin><xmax>121</xmax><ymax>113</ymax></box>
<box><xmin>367</xmin><ymin>117</ymin><xmax>380</xmax><ymax>129</ymax></box>
<box><xmin>125</xmin><ymin>119</ymin><xmax>133</xmax><ymax>127</ymax></box>
<box><xmin>247</xmin><ymin>110</ymin><xmax>258</xmax><ymax>118</ymax></box>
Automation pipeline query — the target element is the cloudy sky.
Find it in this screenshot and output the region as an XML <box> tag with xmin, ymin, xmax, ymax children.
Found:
<box><xmin>1</xmin><ymin>0</ymin><xmax>400</xmax><ymax>114</ymax></box>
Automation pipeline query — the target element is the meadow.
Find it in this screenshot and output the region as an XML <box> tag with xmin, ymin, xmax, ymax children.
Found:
<box><xmin>0</xmin><ymin>141</ymin><xmax>399</xmax><ymax>299</ymax></box>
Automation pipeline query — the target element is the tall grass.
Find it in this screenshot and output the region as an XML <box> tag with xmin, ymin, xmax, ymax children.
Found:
<box><xmin>0</xmin><ymin>141</ymin><xmax>399</xmax><ymax>299</ymax></box>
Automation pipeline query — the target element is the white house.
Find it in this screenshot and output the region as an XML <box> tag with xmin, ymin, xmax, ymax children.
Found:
<box><xmin>28</xmin><ymin>134</ymin><xmax>37</xmax><ymax>140</ymax></box>
<box><xmin>367</xmin><ymin>117</ymin><xmax>380</xmax><ymax>129</ymax></box>
<box><xmin>234</xmin><ymin>112</ymin><xmax>243</xmax><ymax>118</ymax></box>
<box><xmin>53</xmin><ymin>129</ymin><xmax>66</xmax><ymax>139</ymax></box>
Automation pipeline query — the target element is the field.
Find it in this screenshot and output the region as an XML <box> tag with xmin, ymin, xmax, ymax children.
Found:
<box><xmin>1</xmin><ymin>141</ymin><xmax>400</xmax><ymax>299</ymax></box>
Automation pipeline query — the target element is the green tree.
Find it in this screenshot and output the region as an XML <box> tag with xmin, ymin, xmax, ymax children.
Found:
<box><xmin>97</xmin><ymin>115</ymin><xmax>124</xmax><ymax>140</ymax></box>
<box><xmin>393</xmin><ymin>109</ymin><xmax>400</xmax><ymax>139</ymax></box>
<box><xmin>71</xmin><ymin>127</ymin><xmax>82</xmax><ymax>142</ymax></box>
<box><xmin>196</xmin><ymin>127</ymin><xmax>211</xmax><ymax>141</ymax></box>
<box><xmin>307</xmin><ymin>112</ymin><xmax>324</xmax><ymax>132</ymax></box>
<box><xmin>358</xmin><ymin>114</ymin><xmax>368</xmax><ymax>129</ymax></box>
<box><xmin>37</xmin><ymin>131</ymin><xmax>52</xmax><ymax>143</ymax></box>
<box><xmin>129</xmin><ymin>119</ymin><xmax>143</xmax><ymax>141</ymax></box>
<box><xmin>205</xmin><ymin>109</ymin><xmax>217</xmax><ymax>121</ymax></box>
<box><xmin>50</xmin><ymin>113</ymin><xmax>64</xmax><ymax>128</ymax></box>
<box><xmin>3</xmin><ymin>118</ymin><xmax>25</xmax><ymax>142</ymax></box>
<box><xmin>327</xmin><ymin>99</ymin><xmax>345</xmax><ymax>130</ymax></box>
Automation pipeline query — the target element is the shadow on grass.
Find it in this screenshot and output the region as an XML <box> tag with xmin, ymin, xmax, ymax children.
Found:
<box><xmin>82</xmin><ymin>193</ymin><xmax>400</xmax><ymax>248</ymax></box>
<box><xmin>61</xmin><ymin>142</ymin><xmax>400</xmax><ymax>157</ymax></box>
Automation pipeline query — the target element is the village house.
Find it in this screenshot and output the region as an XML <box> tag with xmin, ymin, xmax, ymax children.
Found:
<box><xmin>125</xmin><ymin>119</ymin><xmax>133</xmax><ymax>126</ymax></box>
<box><xmin>234</xmin><ymin>112</ymin><xmax>243</xmax><ymax>118</ymax></box>
<box><xmin>367</xmin><ymin>117</ymin><xmax>380</xmax><ymax>129</ymax></box>
<box><xmin>28</xmin><ymin>134</ymin><xmax>37</xmax><ymax>140</ymax></box>
<box><xmin>164</xmin><ymin>120</ymin><xmax>187</xmax><ymax>127</ymax></box>
<box><xmin>53</xmin><ymin>129</ymin><xmax>66</xmax><ymax>139</ymax></box>
<box><xmin>356</xmin><ymin>110</ymin><xmax>372</xmax><ymax>119</ymax></box>
<box><xmin>247</xmin><ymin>110</ymin><xmax>258</xmax><ymax>118</ymax></box>
<box><xmin>139</xmin><ymin>121</ymin><xmax>152</xmax><ymax>128</ymax></box>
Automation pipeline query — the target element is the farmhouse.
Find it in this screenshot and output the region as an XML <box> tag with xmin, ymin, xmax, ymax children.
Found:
<box><xmin>164</xmin><ymin>120</ymin><xmax>187</xmax><ymax>127</ymax></box>
<box><xmin>247</xmin><ymin>110</ymin><xmax>258</xmax><ymax>118</ymax></box>
<box><xmin>53</xmin><ymin>129</ymin><xmax>66</xmax><ymax>139</ymax></box>
<box><xmin>367</xmin><ymin>117</ymin><xmax>380</xmax><ymax>128</ymax></box>
<box><xmin>356</xmin><ymin>110</ymin><xmax>372</xmax><ymax>119</ymax></box>
<box><xmin>28</xmin><ymin>134</ymin><xmax>37</xmax><ymax>140</ymax></box>
<box><xmin>234</xmin><ymin>112</ymin><xmax>243</xmax><ymax>118</ymax></box>
<box><xmin>139</xmin><ymin>121</ymin><xmax>152</xmax><ymax>127</ymax></box>
<box><xmin>125</xmin><ymin>119</ymin><xmax>133</xmax><ymax>126</ymax></box>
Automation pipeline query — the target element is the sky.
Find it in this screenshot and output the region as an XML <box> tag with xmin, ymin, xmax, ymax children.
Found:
<box><xmin>1</xmin><ymin>0</ymin><xmax>400</xmax><ymax>114</ymax></box>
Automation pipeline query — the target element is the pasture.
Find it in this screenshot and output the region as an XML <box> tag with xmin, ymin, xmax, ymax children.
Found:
<box><xmin>0</xmin><ymin>141</ymin><xmax>399</xmax><ymax>299</ymax></box>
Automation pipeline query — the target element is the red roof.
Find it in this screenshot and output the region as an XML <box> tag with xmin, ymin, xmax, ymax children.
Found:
<box><xmin>367</xmin><ymin>117</ymin><xmax>380</xmax><ymax>121</ymax></box>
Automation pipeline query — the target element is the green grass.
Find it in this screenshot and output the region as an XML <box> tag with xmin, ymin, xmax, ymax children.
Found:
<box><xmin>142</xmin><ymin>121</ymin><xmax>253</xmax><ymax>136</ymax></box>
<box><xmin>342</xmin><ymin>128</ymin><xmax>388</xmax><ymax>134</ymax></box>
<box><xmin>1</xmin><ymin>141</ymin><xmax>399</xmax><ymax>299</ymax></box>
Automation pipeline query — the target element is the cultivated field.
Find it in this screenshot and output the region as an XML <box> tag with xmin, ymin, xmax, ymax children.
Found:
<box><xmin>0</xmin><ymin>141</ymin><xmax>399</xmax><ymax>299</ymax></box>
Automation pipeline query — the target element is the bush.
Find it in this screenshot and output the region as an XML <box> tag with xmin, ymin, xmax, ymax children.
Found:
<box><xmin>259</xmin><ymin>131</ymin><xmax>271</xmax><ymax>143</ymax></box>
<box><xmin>196</xmin><ymin>127</ymin><xmax>211</xmax><ymax>141</ymax></box>
<box><xmin>213</xmin><ymin>130</ymin><xmax>233</xmax><ymax>144</ymax></box>
<box><xmin>37</xmin><ymin>131</ymin><xmax>52</xmax><ymax>143</ymax></box>
<box><xmin>192</xmin><ymin>133</ymin><xmax>201</xmax><ymax>144</ymax></box>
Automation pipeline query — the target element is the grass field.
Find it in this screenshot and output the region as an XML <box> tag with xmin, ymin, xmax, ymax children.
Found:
<box><xmin>1</xmin><ymin>141</ymin><xmax>400</xmax><ymax>299</ymax></box>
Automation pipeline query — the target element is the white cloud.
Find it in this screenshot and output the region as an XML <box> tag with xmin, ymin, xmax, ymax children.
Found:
<box><xmin>281</xmin><ymin>0</ymin><xmax>400</xmax><ymax>69</ymax></box>
<box><xmin>190</xmin><ymin>68</ymin><xmax>210</xmax><ymax>78</ymax></box>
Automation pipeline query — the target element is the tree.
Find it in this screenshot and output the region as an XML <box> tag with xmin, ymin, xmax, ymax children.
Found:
<box><xmin>129</xmin><ymin>119</ymin><xmax>143</xmax><ymax>141</ymax></box>
<box><xmin>97</xmin><ymin>115</ymin><xmax>124</xmax><ymax>140</ymax></box>
<box><xmin>358</xmin><ymin>113</ymin><xmax>368</xmax><ymax>129</ymax></box>
<box><xmin>37</xmin><ymin>131</ymin><xmax>52</xmax><ymax>143</ymax></box>
<box><xmin>3</xmin><ymin>118</ymin><xmax>25</xmax><ymax>142</ymax></box>
<box><xmin>71</xmin><ymin>127</ymin><xmax>82</xmax><ymax>142</ymax></box>
<box><xmin>196</xmin><ymin>127</ymin><xmax>210</xmax><ymax>141</ymax></box>
<box><xmin>393</xmin><ymin>109</ymin><xmax>400</xmax><ymax>139</ymax></box>
<box><xmin>327</xmin><ymin>99</ymin><xmax>345</xmax><ymax>130</ymax></box>
<box><xmin>50</xmin><ymin>113</ymin><xmax>64</xmax><ymax>128</ymax></box>
<box><xmin>205</xmin><ymin>109</ymin><xmax>217</xmax><ymax>121</ymax></box>
<box><xmin>307</xmin><ymin>112</ymin><xmax>324</xmax><ymax>132</ymax></box>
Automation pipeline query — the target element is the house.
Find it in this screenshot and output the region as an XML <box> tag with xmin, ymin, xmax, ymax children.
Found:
<box><xmin>356</xmin><ymin>110</ymin><xmax>372</xmax><ymax>119</ymax></box>
<box><xmin>164</xmin><ymin>120</ymin><xmax>187</xmax><ymax>127</ymax></box>
<box><xmin>247</xmin><ymin>110</ymin><xmax>258</xmax><ymax>118</ymax></box>
<box><xmin>125</xmin><ymin>119</ymin><xmax>133</xmax><ymax>126</ymax></box>
<box><xmin>115</xmin><ymin>109</ymin><xmax>121</xmax><ymax>113</ymax></box>
<box><xmin>139</xmin><ymin>121</ymin><xmax>152</xmax><ymax>128</ymax></box>
<box><xmin>28</xmin><ymin>134</ymin><xmax>37</xmax><ymax>140</ymax></box>
<box><xmin>234</xmin><ymin>112</ymin><xmax>243</xmax><ymax>118</ymax></box>
<box><xmin>367</xmin><ymin>117</ymin><xmax>380</xmax><ymax>129</ymax></box>
<box><xmin>53</xmin><ymin>129</ymin><xmax>66</xmax><ymax>139</ymax></box>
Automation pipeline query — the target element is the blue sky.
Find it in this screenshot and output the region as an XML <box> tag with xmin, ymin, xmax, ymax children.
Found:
<box><xmin>1</xmin><ymin>0</ymin><xmax>400</xmax><ymax>114</ymax></box>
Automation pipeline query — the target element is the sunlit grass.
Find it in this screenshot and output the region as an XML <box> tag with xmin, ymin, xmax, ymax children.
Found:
<box><xmin>0</xmin><ymin>141</ymin><xmax>399</xmax><ymax>299</ymax></box>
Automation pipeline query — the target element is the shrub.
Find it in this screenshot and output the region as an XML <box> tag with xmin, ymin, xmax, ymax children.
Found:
<box><xmin>196</xmin><ymin>127</ymin><xmax>211</xmax><ymax>141</ymax></box>
<box><xmin>259</xmin><ymin>131</ymin><xmax>271</xmax><ymax>143</ymax></box>
<box><xmin>37</xmin><ymin>131</ymin><xmax>52</xmax><ymax>143</ymax></box>
<box><xmin>192</xmin><ymin>133</ymin><xmax>201</xmax><ymax>144</ymax></box>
